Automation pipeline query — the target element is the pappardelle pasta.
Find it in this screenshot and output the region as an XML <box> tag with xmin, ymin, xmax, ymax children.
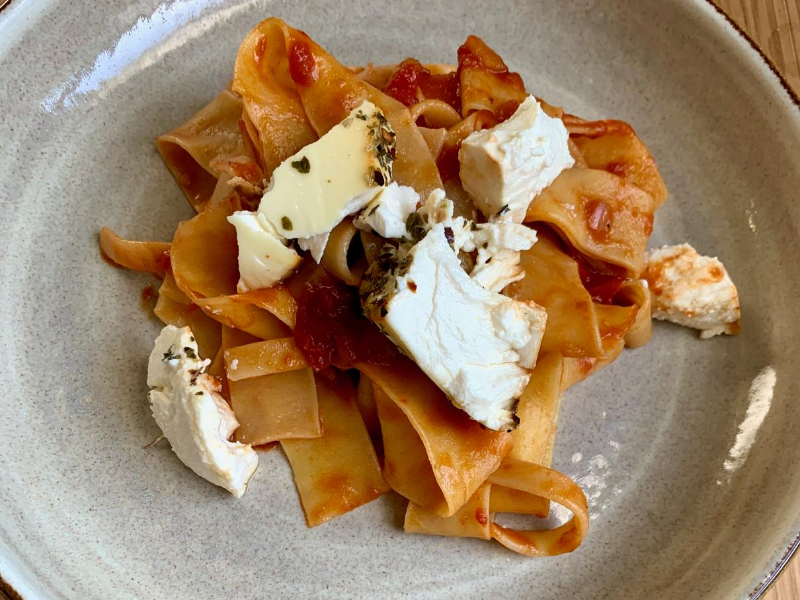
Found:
<box><xmin>100</xmin><ymin>18</ymin><xmax>741</xmax><ymax>557</ymax></box>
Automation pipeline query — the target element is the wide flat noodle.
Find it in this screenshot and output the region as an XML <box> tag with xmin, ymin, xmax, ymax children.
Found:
<box><xmin>509</xmin><ymin>352</ymin><xmax>565</xmax><ymax>467</ymax></box>
<box><xmin>355</xmin><ymin>373</ymin><xmax>380</xmax><ymax>439</ymax></box>
<box><xmin>271</xmin><ymin>20</ymin><xmax>443</xmax><ymax>198</ymax></box>
<box><xmin>230</xmin><ymin>367</ymin><xmax>320</xmax><ymax>445</ymax></box>
<box><xmin>157</xmin><ymin>90</ymin><xmax>253</xmax><ymax>211</ymax></box>
<box><xmin>360</xmin><ymin>358</ymin><xmax>512</xmax><ymax>517</ymax></box>
<box><xmin>153</xmin><ymin>273</ymin><xmax>222</xmax><ymax>360</ymax></box>
<box><xmin>457</xmin><ymin>35</ymin><xmax>527</xmax><ymax>119</ymax></box>
<box><xmin>526</xmin><ymin>168</ymin><xmax>656</xmax><ymax>278</ymax></box>
<box><xmin>232</xmin><ymin>19</ymin><xmax>318</xmax><ymax>178</ymax></box>
<box><xmin>569</xmin><ymin>119</ymin><xmax>668</xmax><ymax>207</ymax></box>
<box><xmin>418</xmin><ymin>127</ymin><xmax>447</xmax><ymax>161</ymax></box>
<box><xmin>404</xmin><ymin>482</ymin><xmax>491</xmax><ymax>540</ymax></box>
<box><xmin>225</xmin><ymin>337</ymin><xmax>307</xmax><ymax>380</ymax></box>
<box><xmin>195</xmin><ymin>295</ymin><xmax>291</xmax><ymax>340</ymax></box>
<box><xmin>281</xmin><ymin>372</ymin><xmax>389</xmax><ymax>527</ymax></box>
<box><xmin>171</xmin><ymin>193</ymin><xmax>241</xmax><ymax>299</ymax></box>
<box><xmin>488</xmin><ymin>459</ymin><xmax>590</xmax><ymax>556</ymax></box>
<box><xmin>99</xmin><ymin>227</ymin><xmax>170</xmax><ymax>277</ymax></box>
<box><xmin>208</xmin><ymin>325</ymin><xmax>260</xmax><ymax>403</ymax></box>
<box><xmin>372</xmin><ymin>384</ymin><xmax>447</xmax><ymax>513</ymax></box>
<box><xmin>505</xmin><ymin>231</ymin><xmax>605</xmax><ymax>358</ymax></box>
<box><xmin>490</xmin><ymin>485</ymin><xmax>549</xmax><ymax>518</ymax></box>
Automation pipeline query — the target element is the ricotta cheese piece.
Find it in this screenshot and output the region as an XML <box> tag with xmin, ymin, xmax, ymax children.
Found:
<box><xmin>643</xmin><ymin>244</ymin><xmax>741</xmax><ymax>338</ymax></box>
<box><xmin>147</xmin><ymin>325</ymin><xmax>258</xmax><ymax>497</ymax></box>
<box><xmin>361</xmin><ymin>224</ymin><xmax>547</xmax><ymax>431</ymax></box>
<box><xmin>354</xmin><ymin>182</ymin><xmax>420</xmax><ymax>239</ymax></box>
<box><xmin>415</xmin><ymin>189</ymin><xmax>538</xmax><ymax>292</ymax></box>
<box><xmin>227</xmin><ymin>211</ymin><xmax>302</xmax><ymax>292</ymax></box>
<box><xmin>459</xmin><ymin>95</ymin><xmax>573</xmax><ymax>223</ymax></box>
<box><xmin>258</xmin><ymin>100</ymin><xmax>396</xmax><ymax>243</ymax></box>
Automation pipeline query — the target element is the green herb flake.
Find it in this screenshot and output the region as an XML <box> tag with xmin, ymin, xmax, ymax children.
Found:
<box><xmin>162</xmin><ymin>347</ymin><xmax>180</xmax><ymax>362</ymax></box>
<box><xmin>291</xmin><ymin>156</ymin><xmax>310</xmax><ymax>173</ymax></box>
<box><xmin>281</xmin><ymin>216</ymin><xmax>294</xmax><ymax>231</ymax></box>
<box><xmin>183</xmin><ymin>347</ymin><xmax>197</xmax><ymax>359</ymax></box>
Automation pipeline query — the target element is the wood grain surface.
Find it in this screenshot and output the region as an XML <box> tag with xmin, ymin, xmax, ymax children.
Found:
<box><xmin>710</xmin><ymin>1</ymin><xmax>800</xmax><ymax>597</ymax></box>
<box><xmin>0</xmin><ymin>2</ymin><xmax>798</xmax><ymax>600</ymax></box>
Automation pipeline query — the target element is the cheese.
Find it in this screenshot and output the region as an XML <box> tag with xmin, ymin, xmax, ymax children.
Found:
<box><xmin>361</xmin><ymin>224</ymin><xmax>547</xmax><ymax>431</ymax></box>
<box><xmin>459</xmin><ymin>95</ymin><xmax>573</xmax><ymax>223</ymax></box>
<box><xmin>354</xmin><ymin>182</ymin><xmax>420</xmax><ymax>239</ymax></box>
<box><xmin>257</xmin><ymin>100</ymin><xmax>396</xmax><ymax>246</ymax></box>
<box><xmin>643</xmin><ymin>244</ymin><xmax>741</xmax><ymax>338</ymax></box>
<box><xmin>227</xmin><ymin>211</ymin><xmax>302</xmax><ymax>292</ymax></box>
<box><xmin>414</xmin><ymin>189</ymin><xmax>538</xmax><ymax>292</ymax></box>
<box><xmin>147</xmin><ymin>325</ymin><xmax>258</xmax><ymax>497</ymax></box>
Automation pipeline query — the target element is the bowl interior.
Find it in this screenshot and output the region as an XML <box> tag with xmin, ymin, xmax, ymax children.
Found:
<box><xmin>1</xmin><ymin>1</ymin><xmax>800</xmax><ymax>599</ymax></box>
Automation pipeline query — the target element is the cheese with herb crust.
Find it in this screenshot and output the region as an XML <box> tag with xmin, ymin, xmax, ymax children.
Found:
<box><xmin>360</xmin><ymin>224</ymin><xmax>547</xmax><ymax>431</ymax></box>
<box><xmin>147</xmin><ymin>325</ymin><xmax>258</xmax><ymax>497</ymax></box>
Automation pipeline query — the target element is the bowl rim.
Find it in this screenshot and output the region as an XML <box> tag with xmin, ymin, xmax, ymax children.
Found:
<box><xmin>691</xmin><ymin>6</ymin><xmax>800</xmax><ymax>596</ymax></box>
<box><xmin>0</xmin><ymin>0</ymin><xmax>798</xmax><ymax>599</ymax></box>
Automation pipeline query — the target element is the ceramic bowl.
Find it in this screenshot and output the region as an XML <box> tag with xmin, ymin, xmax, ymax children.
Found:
<box><xmin>1</xmin><ymin>1</ymin><xmax>799</xmax><ymax>598</ymax></box>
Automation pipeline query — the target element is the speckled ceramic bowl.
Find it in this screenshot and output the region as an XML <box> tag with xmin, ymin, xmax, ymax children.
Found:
<box><xmin>1</xmin><ymin>1</ymin><xmax>799</xmax><ymax>599</ymax></box>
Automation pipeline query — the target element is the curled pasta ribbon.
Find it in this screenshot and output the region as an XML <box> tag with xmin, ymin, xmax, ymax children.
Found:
<box><xmin>488</xmin><ymin>458</ymin><xmax>590</xmax><ymax>557</ymax></box>
<box><xmin>409</xmin><ymin>100</ymin><xmax>463</xmax><ymax>129</ymax></box>
<box><xmin>616</xmin><ymin>279</ymin><xmax>652</xmax><ymax>348</ymax></box>
<box><xmin>157</xmin><ymin>90</ymin><xmax>254</xmax><ymax>212</ymax></box>
<box><xmin>320</xmin><ymin>219</ymin><xmax>368</xmax><ymax>286</ymax></box>
<box><xmin>99</xmin><ymin>227</ymin><xmax>170</xmax><ymax>277</ymax></box>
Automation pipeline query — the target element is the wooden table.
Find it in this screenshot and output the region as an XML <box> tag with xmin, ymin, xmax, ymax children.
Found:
<box><xmin>708</xmin><ymin>3</ymin><xmax>800</xmax><ymax>596</ymax></box>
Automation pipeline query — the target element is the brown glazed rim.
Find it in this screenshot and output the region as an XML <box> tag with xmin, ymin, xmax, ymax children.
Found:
<box><xmin>1</xmin><ymin>1</ymin><xmax>800</xmax><ymax>599</ymax></box>
<box><xmin>693</xmin><ymin>6</ymin><xmax>800</xmax><ymax>598</ymax></box>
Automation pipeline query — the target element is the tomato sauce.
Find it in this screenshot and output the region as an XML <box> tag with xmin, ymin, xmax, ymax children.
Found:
<box><xmin>293</xmin><ymin>269</ymin><xmax>399</xmax><ymax>372</ymax></box>
<box><xmin>288</xmin><ymin>39</ymin><xmax>318</xmax><ymax>86</ymax></box>
<box><xmin>384</xmin><ymin>59</ymin><xmax>461</xmax><ymax>113</ymax></box>
<box><xmin>569</xmin><ymin>248</ymin><xmax>626</xmax><ymax>305</ymax></box>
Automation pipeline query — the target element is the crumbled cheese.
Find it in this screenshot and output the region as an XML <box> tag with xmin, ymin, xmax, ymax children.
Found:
<box><xmin>147</xmin><ymin>325</ymin><xmax>258</xmax><ymax>497</ymax></box>
<box><xmin>361</xmin><ymin>224</ymin><xmax>547</xmax><ymax>431</ymax></box>
<box><xmin>414</xmin><ymin>189</ymin><xmax>538</xmax><ymax>292</ymax></box>
<box><xmin>459</xmin><ymin>95</ymin><xmax>573</xmax><ymax>223</ymax></box>
<box><xmin>643</xmin><ymin>244</ymin><xmax>740</xmax><ymax>338</ymax></box>
<box><xmin>354</xmin><ymin>182</ymin><xmax>419</xmax><ymax>239</ymax></box>
<box><xmin>227</xmin><ymin>211</ymin><xmax>301</xmax><ymax>292</ymax></box>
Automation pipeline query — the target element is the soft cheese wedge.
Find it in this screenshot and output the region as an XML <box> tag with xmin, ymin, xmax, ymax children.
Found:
<box><xmin>227</xmin><ymin>211</ymin><xmax>302</xmax><ymax>292</ymax></box>
<box><xmin>147</xmin><ymin>325</ymin><xmax>258</xmax><ymax>497</ymax></box>
<box><xmin>459</xmin><ymin>95</ymin><xmax>573</xmax><ymax>223</ymax></box>
<box><xmin>258</xmin><ymin>100</ymin><xmax>396</xmax><ymax>242</ymax></box>
<box><xmin>361</xmin><ymin>224</ymin><xmax>547</xmax><ymax>431</ymax></box>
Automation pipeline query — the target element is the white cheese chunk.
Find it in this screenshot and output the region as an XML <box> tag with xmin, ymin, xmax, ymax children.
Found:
<box><xmin>361</xmin><ymin>224</ymin><xmax>547</xmax><ymax>431</ymax></box>
<box><xmin>415</xmin><ymin>189</ymin><xmax>538</xmax><ymax>292</ymax></box>
<box><xmin>643</xmin><ymin>244</ymin><xmax>741</xmax><ymax>338</ymax></box>
<box><xmin>297</xmin><ymin>232</ymin><xmax>330</xmax><ymax>263</ymax></box>
<box><xmin>459</xmin><ymin>95</ymin><xmax>573</xmax><ymax>223</ymax></box>
<box><xmin>354</xmin><ymin>183</ymin><xmax>420</xmax><ymax>239</ymax></box>
<box><xmin>147</xmin><ymin>325</ymin><xmax>258</xmax><ymax>497</ymax></box>
<box><xmin>257</xmin><ymin>100</ymin><xmax>395</xmax><ymax>247</ymax></box>
<box><xmin>227</xmin><ymin>211</ymin><xmax>301</xmax><ymax>293</ymax></box>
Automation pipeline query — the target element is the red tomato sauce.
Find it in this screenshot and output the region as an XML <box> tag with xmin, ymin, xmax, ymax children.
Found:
<box><xmin>385</xmin><ymin>59</ymin><xmax>461</xmax><ymax>113</ymax></box>
<box><xmin>293</xmin><ymin>270</ymin><xmax>399</xmax><ymax>372</ymax></box>
<box><xmin>288</xmin><ymin>39</ymin><xmax>318</xmax><ymax>86</ymax></box>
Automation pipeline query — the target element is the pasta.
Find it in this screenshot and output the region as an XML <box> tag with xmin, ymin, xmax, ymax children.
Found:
<box><xmin>99</xmin><ymin>17</ymin><xmax>709</xmax><ymax>558</ymax></box>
